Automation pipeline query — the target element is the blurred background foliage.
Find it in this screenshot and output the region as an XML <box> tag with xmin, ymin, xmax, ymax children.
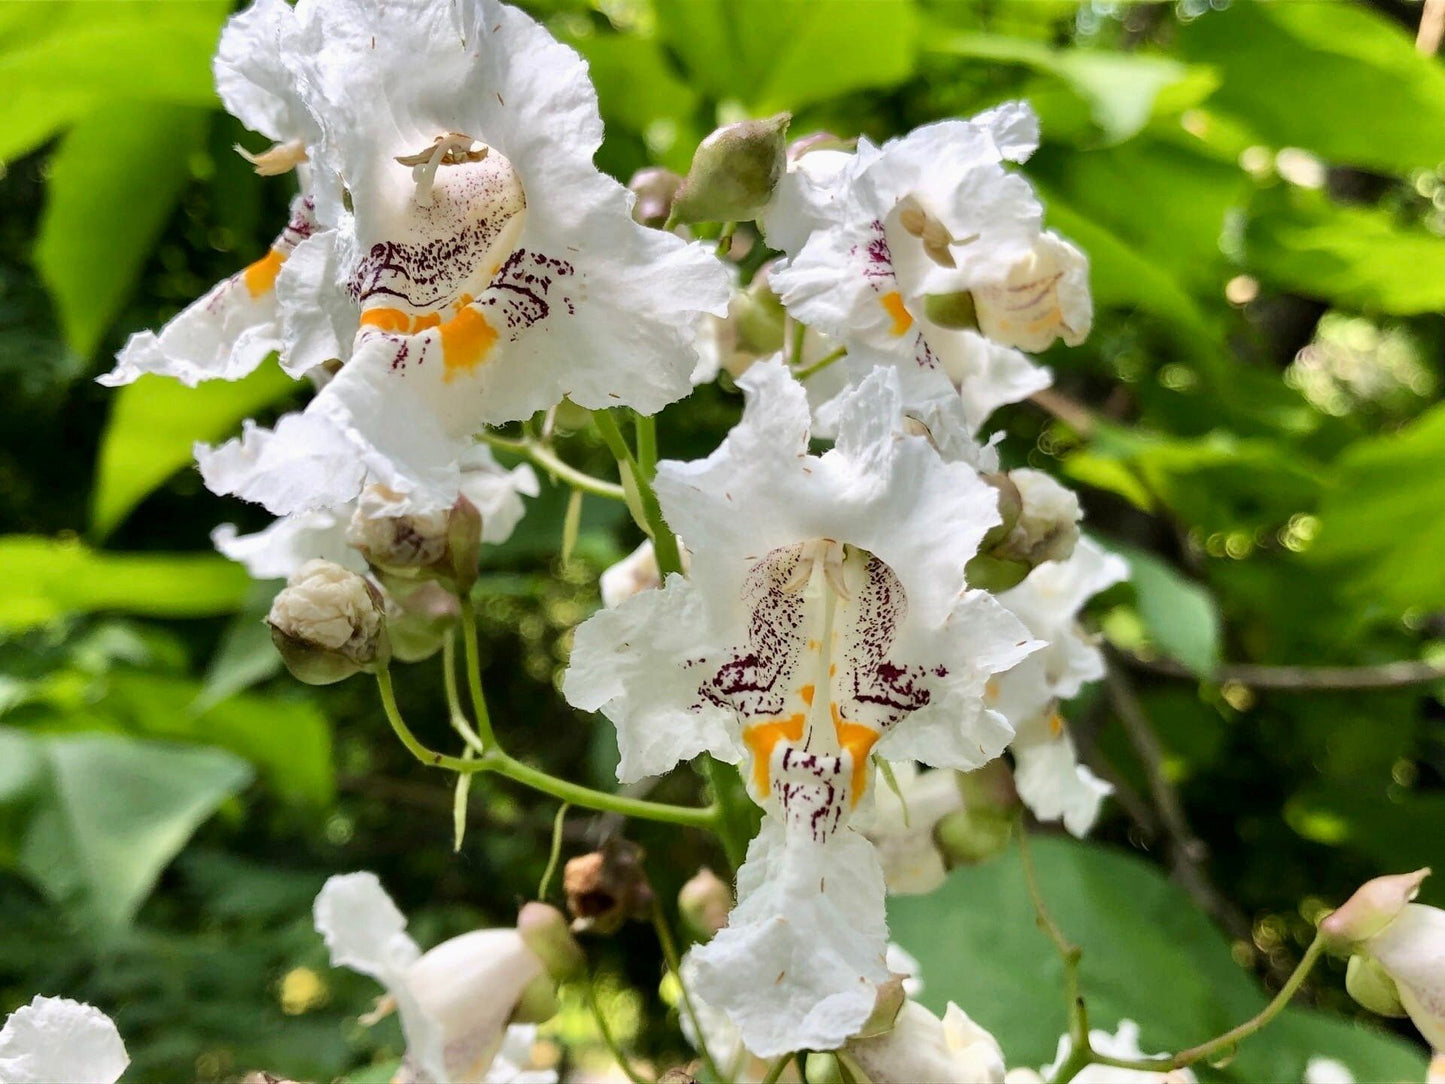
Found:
<box><xmin>2</xmin><ymin>0</ymin><xmax>1444</xmax><ymax>1080</ymax></box>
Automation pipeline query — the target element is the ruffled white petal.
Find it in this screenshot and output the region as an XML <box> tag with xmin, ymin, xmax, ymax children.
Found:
<box><xmin>214</xmin><ymin>0</ymin><xmax>311</xmax><ymax>145</ymax></box>
<box><xmin>1041</xmin><ymin>1020</ymin><xmax>1196</xmax><ymax>1083</ymax></box>
<box><xmin>457</xmin><ymin>446</ymin><xmax>539</xmax><ymax>545</ymax></box>
<box><xmin>196</xmin><ymin>411</ymin><xmax>369</xmax><ymax>516</ymax></box>
<box><xmin>486</xmin><ymin>1025</ymin><xmax>558</xmax><ymax>1084</ymax></box>
<box><xmin>563</xmin><ymin>574</ymin><xmax>738</xmax><ymax>783</ymax></box>
<box><xmin>1012</xmin><ymin>731</ymin><xmax>1111</xmax><ymax>838</ymax></box>
<box><xmin>274</xmin><ymin>229</ymin><xmax>356</xmax><ymax>377</ymax></box>
<box><xmin>865</xmin><ymin>762</ymin><xmax>965</xmax><ymax>896</ymax></box>
<box><xmin>0</xmin><ymin>997</ymin><xmax>128</xmax><ymax>1084</ymax></box>
<box><xmin>212</xmin><ymin>508</ymin><xmax>360</xmax><ymax>580</ymax></box>
<box><xmin>688</xmin><ymin>821</ymin><xmax>889</xmax><ymax>1058</ymax></box>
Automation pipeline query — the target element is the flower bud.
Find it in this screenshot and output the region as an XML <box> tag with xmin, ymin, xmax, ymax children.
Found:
<box><xmin>628</xmin><ymin>166</ymin><xmax>684</xmax><ymax>229</ymax></box>
<box><xmin>564</xmin><ymin>838</ymin><xmax>655</xmax><ymax>935</ymax></box>
<box><xmin>267</xmin><ymin>560</ymin><xmax>387</xmax><ymax>684</ymax></box>
<box><xmin>1345</xmin><ymin>955</ymin><xmax>1406</xmax><ymax>1018</ymax></box>
<box><xmin>977</xmin><ymin>473</ymin><xmax>1024</xmax><ymax>552</ymax></box>
<box><xmin>732</xmin><ymin>269</ymin><xmax>787</xmax><ymax>356</ymax></box>
<box><xmin>970</xmin><ymin>469</ymin><xmax>1080</xmax><ymax>589</ymax></box>
<box><xmin>923</xmin><ymin>290</ymin><xmax>979</xmax><ymax>331</ymax></box>
<box><xmin>678</xmin><ymin>868</ymin><xmax>732</xmax><ymax>941</ymax></box>
<box><xmin>973</xmin><ymin>232</ymin><xmax>1092</xmax><ymax>352</ymax></box>
<box><xmin>517</xmin><ymin>902</ymin><xmax>585</xmax><ymax>982</ymax></box>
<box><xmin>843</xmin><ymin>1001</ymin><xmax>1007</xmax><ymax>1084</ymax></box>
<box><xmin>671</xmin><ymin>113</ymin><xmax>791</xmax><ymax>225</ymax></box>
<box><xmin>346</xmin><ymin>486</ymin><xmax>483</xmax><ymax>589</ymax></box>
<box><xmin>934</xmin><ymin>805</ymin><xmax>1014</xmax><ymax>869</ymax></box>
<box><xmin>1321</xmin><ymin>868</ymin><xmax>1429</xmax><ymax>951</ymax></box>
<box><xmin>384</xmin><ymin>579</ymin><xmax>460</xmax><ymax>664</ymax></box>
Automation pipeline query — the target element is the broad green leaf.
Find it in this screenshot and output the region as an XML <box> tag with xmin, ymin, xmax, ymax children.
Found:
<box><xmin>102</xmin><ymin>671</ymin><xmax>334</xmax><ymax>809</ymax></box>
<box><xmin>889</xmin><ymin>836</ymin><xmax>1427</xmax><ymax>1081</ymax></box>
<box><xmin>1245</xmin><ymin>186</ymin><xmax>1445</xmax><ymax>316</ymax></box>
<box><xmin>192</xmin><ymin>582</ymin><xmax>285</xmax><ymax>714</ymax></box>
<box><xmin>0</xmin><ymin>535</ymin><xmax>251</xmax><ymax>632</ymax></box>
<box><xmin>568</xmin><ymin>32</ymin><xmax>701</xmax><ymax>165</ymax></box>
<box><xmin>92</xmin><ymin>361</ymin><xmax>298</xmax><ymax>538</ymax></box>
<box><xmin>1309</xmin><ymin>401</ymin><xmax>1445</xmax><ymax>612</ymax></box>
<box><xmin>654</xmin><ymin>0</ymin><xmax>920</xmax><ymax>113</ymax></box>
<box><xmin>1107</xmin><ymin>541</ymin><xmax>1221</xmax><ymax>677</ymax></box>
<box><xmin>13</xmin><ymin>730</ymin><xmax>251</xmax><ymax>931</ymax></box>
<box><xmin>35</xmin><ymin>102</ymin><xmax>209</xmax><ymax>359</ymax></box>
<box><xmin>1178</xmin><ymin>2</ymin><xmax>1445</xmax><ymax>176</ymax></box>
<box><xmin>925</xmin><ymin>31</ymin><xmax>1208</xmax><ymax>143</ymax></box>
<box><xmin>0</xmin><ymin>2</ymin><xmax>226</xmax><ymax>109</ymax></box>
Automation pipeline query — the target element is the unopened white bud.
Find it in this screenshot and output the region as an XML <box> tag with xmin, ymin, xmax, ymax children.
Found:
<box><xmin>1321</xmin><ymin>868</ymin><xmax>1429</xmax><ymax>950</ymax></box>
<box><xmin>678</xmin><ymin>868</ymin><xmax>732</xmax><ymax>940</ymax></box>
<box><xmin>844</xmin><ymin>1001</ymin><xmax>1006</xmax><ymax>1084</ymax></box>
<box><xmin>628</xmin><ymin>167</ymin><xmax>683</xmax><ymax>229</ymax></box>
<box><xmin>347</xmin><ymin>486</ymin><xmax>451</xmax><ymax>572</ymax></box>
<box><xmin>267</xmin><ymin>560</ymin><xmax>387</xmax><ymax>684</ymax></box>
<box><xmin>1001</xmin><ymin>469</ymin><xmax>1081</xmax><ymax>567</ymax></box>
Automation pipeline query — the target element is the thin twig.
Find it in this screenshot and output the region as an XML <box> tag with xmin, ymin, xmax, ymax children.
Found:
<box><xmin>652</xmin><ymin>901</ymin><xmax>724</xmax><ymax>1083</ymax></box>
<box><xmin>584</xmin><ymin>975</ymin><xmax>647</xmax><ymax>1084</ymax></box>
<box><xmin>1030</xmin><ymin>388</ymin><xmax>1098</xmax><ymax>438</ymax></box>
<box><xmin>1419</xmin><ymin>0</ymin><xmax>1445</xmax><ymax>54</ymax></box>
<box><xmin>1123</xmin><ymin>650</ymin><xmax>1445</xmax><ymax>691</ymax></box>
<box><xmin>537</xmin><ymin>802</ymin><xmax>570</xmax><ymax>901</ymax></box>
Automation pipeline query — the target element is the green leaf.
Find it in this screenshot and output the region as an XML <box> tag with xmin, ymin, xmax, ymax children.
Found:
<box><xmin>654</xmin><ymin>0</ymin><xmax>920</xmax><ymax>113</ymax></box>
<box><xmin>92</xmin><ymin>362</ymin><xmax>298</xmax><ymax>538</ymax></box>
<box><xmin>35</xmin><ymin>102</ymin><xmax>209</xmax><ymax>359</ymax></box>
<box><xmin>1178</xmin><ymin>2</ymin><xmax>1445</xmax><ymax>176</ymax></box>
<box><xmin>11</xmin><ymin>730</ymin><xmax>251</xmax><ymax>931</ymax></box>
<box><xmin>925</xmin><ymin>31</ymin><xmax>1208</xmax><ymax>143</ymax></box>
<box><xmin>888</xmin><ymin>836</ymin><xmax>1427</xmax><ymax>1081</ymax></box>
<box><xmin>102</xmin><ymin>671</ymin><xmax>334</xmax><ymax>809</ymax></box>
<box><xmin>1245</xmin><ymin>186</ymin><xmax>1445</xmax><ymax>316</ymax></box>
<box><xmin>1107</xmin><ymin>541</ymin><xmax>1221</xmax><ymax>676</ymax></box>
<box><xmin>0</xmin><ymin>535</ymin><xmax>252</xmax><ymax>632</ymax></box>
<box><xmin>192</xmin><ymin>582</ymin><xmax>285</xmax><ymax>714</ymax></box>
<box><xmin>1309</xmin><ymin>401</ymin><xmax>1445</xmax><ymax>613</ymax></box>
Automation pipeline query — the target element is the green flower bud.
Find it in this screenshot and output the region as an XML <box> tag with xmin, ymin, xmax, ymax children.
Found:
<box><xmin>671</xmin><ymin>113</ymin><xmax>791</xmax><ymax>225</ymax></box>
<box><xmin>965</xmin><ymin>552</ymin><xmax>1031</xmax><ymax>592</ymax></box>
<box><xmin>732</xmin><ymin>269</ymin><xmax>787</xmax><ymax>356</ymax></box>
<box><xmin>922</xmin><ymin>290</ymin><xmax>979</xmax><ymax>331</ymax></box>
<box><xmin>267</xmin><ymin>560</ymin><xmax>388</xmax><ymax>685</ymax></box>
<box><xmin>517</xmin><ymin>902</ymin><xmax>586</xmax><ymax>982</ymax></box>
<box><xmin>678</xmin><ymin>868</ymin><xmax>732</xmax><ymax>941</ymax></box>
<box><xmin>1346</xmin><ymin>954</ymin><xmax>1408</xmax><ymax>1018</ymax></box>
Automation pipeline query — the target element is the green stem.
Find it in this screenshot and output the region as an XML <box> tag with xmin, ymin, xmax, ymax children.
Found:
<box><xmin>792</xmin><ymin>344</ymin><xmax>847</xmax><ymax>381</ymax></box>
<box><xmin>634</xmin><ymin>412</ymin><xmax>658</xmax><ymax>481</ymax></box>
<box><xmin>442</xmin><ymin>633</ymin><xmax>486</xmax><ymax>755</ymax></box>
<box><xmin>789</xmin><ymin>318</ymin><xmax>807</xmax><ymax>368</ymax></box>
<box><xmin>480</xmin><ymin>432</ymin><xmax>626</xmax><ymax>501</ymax></box>
<box><xmin>701</xmin><ymin>755</ymin><xmax>751</xmax><ymax>870</ymax></box>
<box><xmin>761</xmin><ymin>1054</ymin><xmax>791</xmax><ymax>1084</ymax></box>
<box><xmin>716</xmin><ymin>221</ymin><xmax>737</xmax><ymax>257</ymax></box>
<box><xmin>652</xmin><ymin>901</ymin><xmax>724</xmax><ymax>1083</ymax></box>
<box><xmin>537</xmin><ymin>802</ymin><xmax>570</xmax><ymax>901</ymax></box>
<box><xmin>375</xmin><ymin>670</ymin><xmax>720</xmax><ymax>828</ymax></box>
<box><xmin>592</xmin><ymin>409</ymin><xmax>684</xmax><ymax>577</ymax></box>
<box><xmin>457</xmin><ymin>596</ymin><xmax>498</xmax><ymax>749</ymax></box>
<box><xmin>584</xmin><ymin>975</ymin><xmax>647</xmax><ymax>1084</ymax></box>
<box><xmin>1092</xmin><ymin>934</ymin><xmax>1330</xmax><ymax>1074</ymax></box>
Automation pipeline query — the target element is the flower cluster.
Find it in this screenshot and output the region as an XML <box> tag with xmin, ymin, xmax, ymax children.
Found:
<box><xmin>52</xmin><ymin>0</ymin><xmax>1442</xmax><ymax>1081</ymax></box>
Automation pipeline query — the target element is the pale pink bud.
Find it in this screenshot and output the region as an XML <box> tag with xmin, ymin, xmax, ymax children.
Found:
<box><xmin>1321</xmin><ymin>868</ymin><xmax>1430</xmax><ymax>950</ymax></box>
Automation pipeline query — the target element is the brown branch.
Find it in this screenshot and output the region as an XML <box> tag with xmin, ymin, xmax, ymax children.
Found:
<box><xmin>1030</xmin><ymin>388</ymin><xmax>1098</xmax><ymax>438</ymax></box>
<box><xmin>1123</xmin><ymin>651</ymin><xmax>1445</xmax><ymax>691</ymax></box>
<box><xmin>1105</xmin><ymin>664</ymin><xmax>1250</xmax><ymax>941</ymax></box>
<box><xmin>1419</xmin><ymin>0</ymin><xmax>1445</xmax><ymax>54</ymax></box>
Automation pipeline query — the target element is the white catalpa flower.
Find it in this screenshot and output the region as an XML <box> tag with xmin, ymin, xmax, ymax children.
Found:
<box><xmin>0</xmin><ymin>996</ymin><xmax>129</xmax><ymax>1084</ymax></box>
<box><xmin>200</xmin><ymin>0</ymin><xmax>729</xmax><ymax>516</ymax></box>
<box><xmin>844</xmin><ymin>1000</ymin><xmax>1006</xmax><ymax>1084</ymax></box>
<box><xmin>990</xmin><ymin>537</ymin><xmax>1127</xmax><ymax>836</ymax></box>
<box><xmin>565</xmin><ymin>359</ymin><xmax>1037</xmax><ymax>1056</ymax></box>
<box><xmin>314</xmin><ymin>872</ymin><xmax>559</xmax><ymax>1084</ymax></box>
<box><xmin>213</xmin><ymin>446</ymin><xmax>536</xmax><ymax>580</ymax></box>
<box><xmin>1028</xmin><ymin>1020</ymin><xmax>1195</xmax><ymax>1084</ymax></box>
<box><xmin>1322</xmin><ymin>868</ymin><xmax>1445</xmax><ymax>1051</ymax></box>
<box><xmin>102</xmin><ymin>0</ymin><xmax>322</xmax><ymax>388</ymax></box>
<box><xmin>1303</xmin><ymin>1057</ymin><xmax>1354</xmax><ymax>1084</ymax></box>
<box><xmin>768</xmin><ymin>102</ymin><xmax>1087</xmax><ymax>429</ymax></box>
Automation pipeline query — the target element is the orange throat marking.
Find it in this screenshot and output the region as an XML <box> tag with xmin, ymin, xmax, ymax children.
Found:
<box><xmin>742</xmin><ymin>714</ymin><xmax>806</xmax><ymax>795</ymax></box>
<box><xmin>241</xmin><ymin>247</ymin><xmax>286</xmax><ymax>298</ymax></box>
<box><xmin>360</xmin><ymin>296</ymin><xmax>499</xmax><ymax>378</ymax></box>
<box><xmin>881</xmin><ymin>290</ymin><xmax>914</xmax><ymax>336</ymax></box>
<box><xmin>832</xmin><ymin>703</ymin><xmax>879</xmax><ymax>806</ymax></box>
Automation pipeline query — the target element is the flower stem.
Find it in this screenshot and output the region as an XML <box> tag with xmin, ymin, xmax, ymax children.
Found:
<box><xmin>652</xmin><ymin>900</ymin><xmax>724</xmax><ymax>1083</ymax></box>
<box><xmin>592</xmin><ymin>408</ymin><xmax>684</xmax><ymax>577</ymax></box>
<box><xmin>457</xmin><ymin>596</ymin><xmax>498</xmax><ymax>750</ymax></box>
<box><xmin>792</xmin><ymin>344</ymin><xmax>846</xmax><ymax>381</ymax></box>
<box><xmin>584</xmin><ymin>975</ymin><xmax>647</xmax><ymax>1084</ymax></box>
<box><xmin>761</xmin><ymin>1054</ymin><xmax>791</xmax><ymax>1084</ymax></box>
<box><xmin>634</xmin><ymin>412</ymin><xmax>658</xmax><ymax>481</ymax></box>
<box><xmin>480</xmin><ymin>432</ymin><xmax>626</xmax><ymax>501</ymax></box>
<box><xmin>537</xmin><ymin>801</ymin><xmax>570</xmax><ymax>901</ymax></box>
<box><xmin>375</xmin><ymin>669</ymin><xmax>720</xmax><ymax>828</ymax></box>
<box><xmin>442</xmin><ymin>633</ymin><xmax>486</xmax><ymax>755</ymax></box>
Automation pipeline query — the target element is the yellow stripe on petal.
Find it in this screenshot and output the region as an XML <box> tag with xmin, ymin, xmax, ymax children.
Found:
<box><xmin>742</xmin><ymin>714</ymin><xmax>806</xmax><ymax>795</ymax></box>
<box><xmin>242</xmin><ymin>247</ymin><xmax>286</xmax><ymax>298</ymax></box>
<box><xmin>440</xmin><ymin>305</ymin><xmax>499</xmax><ymax>378</ymax></box>
<box><xmin>833</xmin><ymin>704</ymin><xmax>880</xmax><ymax>806</ymax></box>
<box><xmin>881</xmin><ymin>290</ymin><xmax>913</xmax><ymax>336</ymax></box>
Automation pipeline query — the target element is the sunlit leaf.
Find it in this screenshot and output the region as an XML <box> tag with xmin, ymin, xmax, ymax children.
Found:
<box><xmin>92</xmin><ymin>361</ymin><xmax>297</xmax><ymax>538</ymax></box>
<box><xmin>0</xmin><ymin>535</ymin><xmax>251</xmax><ymax>631</ymax></box>
<box><xmin>1106</xmin><ymin>541</ymin><xmax>1221</xmax><ymax>677</ymax></box>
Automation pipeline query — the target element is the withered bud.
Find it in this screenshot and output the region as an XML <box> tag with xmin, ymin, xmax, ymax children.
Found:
<box><xmin>968</xmin><ymin>469</ymin><xmax>1080</xmax><ymax>589</ymax></box>
<box><xmin>658</xmin><ymin>1068</ymin><xmax>700</xmax><ymax>1084</ymax></box>
<box><xmin>563</xmin><ymin>838</ymin><xmax>655</xmax><ymax>935</ymax></box>
<box><xmin>671</xmin><ymin>113</ymin><xmax>791</xmax><ymax>225</ymax></box>
<box><xmin>628</xmin><ymin>166</ymin><xmax>684</xmax><ymax>229</ymax></box>
<box><xmin>267</xmin><ymin>560</ymin><xmax>388</xmax><ymax>685</ymax></box>
<box><xmin>678</xmin><ymin>867</ymin><xmax>732</xmax><ymax>940</ymax></box>
<box><xmin>346</xmin><ymin>486</ymin><xmax>483</xmax><ymax>590</ymax></box>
